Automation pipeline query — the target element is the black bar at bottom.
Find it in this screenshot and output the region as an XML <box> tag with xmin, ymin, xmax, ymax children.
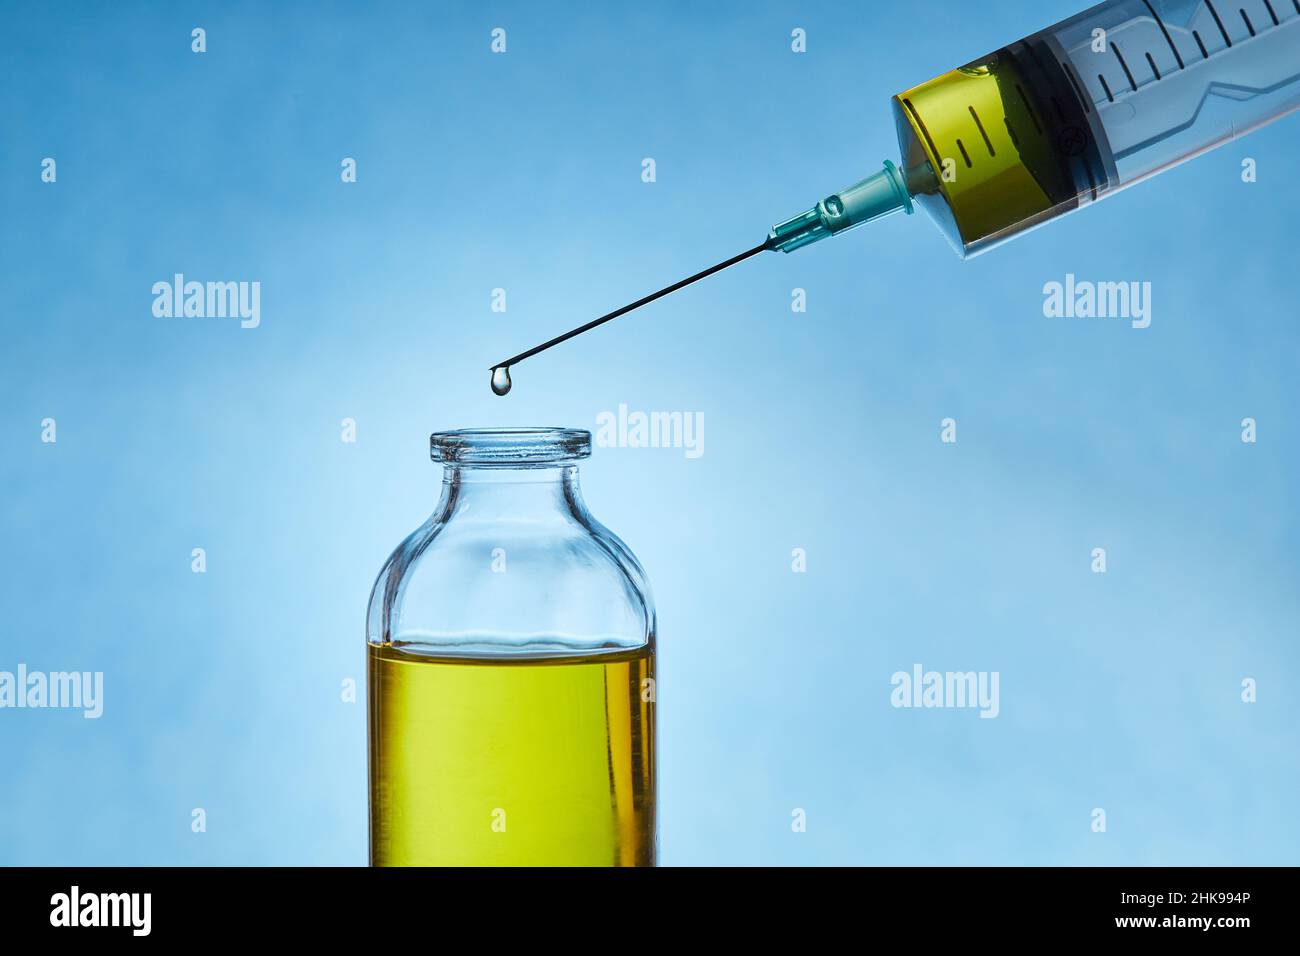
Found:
<box><xmin>0</xmin><ymin>865</ymin><xmax>1283</xmax><ymax>941</ymax></box>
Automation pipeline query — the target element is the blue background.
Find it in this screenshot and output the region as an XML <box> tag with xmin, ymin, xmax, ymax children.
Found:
<box><xmin>2</xmin><ymin>0</ymin><xmax>1296</xmax><ymax>865</ymax></box>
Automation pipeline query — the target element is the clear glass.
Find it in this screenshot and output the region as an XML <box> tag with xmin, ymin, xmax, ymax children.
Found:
<box><xmin>366</xmin><ymin>428</ymin><xmax>656</xmax><ymax>866</ymax></box>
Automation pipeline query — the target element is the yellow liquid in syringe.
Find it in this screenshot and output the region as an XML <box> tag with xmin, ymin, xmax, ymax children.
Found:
<box><xmin>368</xmin><ymin>642</ymin><xmax>655</xmax><ymax>866</ymax></box>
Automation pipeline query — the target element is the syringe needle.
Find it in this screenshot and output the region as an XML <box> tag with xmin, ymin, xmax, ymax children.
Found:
<box><xmin>489</xmin><ymin>239</ymin><xmax>772</xmax><ymax>371</ymax></box>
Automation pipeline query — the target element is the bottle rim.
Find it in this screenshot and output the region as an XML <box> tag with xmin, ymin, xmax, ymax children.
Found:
<box><xmin>430</xmin><ymin>427</ymin><xmax>592</xmax><ymax>465</ymax></box>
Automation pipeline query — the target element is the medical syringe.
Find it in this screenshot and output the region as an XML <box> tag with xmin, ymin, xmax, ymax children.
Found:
<box><xmin>491</xmin><ymin>0</ymin><xmax>1300</xmax><ymax>389</ymax></box>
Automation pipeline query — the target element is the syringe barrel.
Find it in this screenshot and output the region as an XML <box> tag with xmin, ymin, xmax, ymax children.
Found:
<box><xmin>894</xmin><ymin>0</ymin><xmax>1300</xmax><ymax>257</ymax></box>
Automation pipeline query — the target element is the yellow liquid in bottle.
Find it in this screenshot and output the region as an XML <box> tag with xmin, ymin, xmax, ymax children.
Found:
<box><xmin>368</xmin><ymin>642</ymin><xmax>656</xmax><ymax>866</ymax></box>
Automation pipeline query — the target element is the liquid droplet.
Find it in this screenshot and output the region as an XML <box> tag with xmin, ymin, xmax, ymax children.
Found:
<box><xmin>490</xmin><ymin>366</ymin><xmax>512</xmax><ymax>396</ymax></box>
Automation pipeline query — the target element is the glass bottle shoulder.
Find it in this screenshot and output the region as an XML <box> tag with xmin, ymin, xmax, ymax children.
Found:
<box><xmin>366</xmin><ymin>480</ymin><xmax>654</xmax><ymax>658</ymax></box>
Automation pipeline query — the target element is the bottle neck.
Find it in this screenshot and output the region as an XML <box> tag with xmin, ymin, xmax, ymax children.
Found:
<box><xmin>439</xmin><ymin>464</ymin><xmax>583</xmax><ymax>523</ymax></box>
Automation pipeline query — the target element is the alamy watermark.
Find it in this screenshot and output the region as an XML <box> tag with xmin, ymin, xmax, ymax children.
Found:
<box><xmin>0</xmin><ymin>664</ymin><xmax>103</xmax><ymax>718</ymax></box>
<box><xmin>595</xmin><ymin>404</ymin><xmax>704</xmax><ymax>459</ymax></box>
<box><xmin>890</xmin><ymin>663</ymin><xmax>999</xmax><ymax>718</ymax></box>
<box><xmin>1043</xmin><ymin>273</ymin><xmax>1151</xmax><ymax>329</ymax></box>
<box><xmin>152</xmin><ymin>273</ymin><xmax>260</xmax><ymax>329</ymax></box>
<box><xmin>50</xmin><ymin>886</ymin><xmax>150</xmax><ymax>936</ymax></box>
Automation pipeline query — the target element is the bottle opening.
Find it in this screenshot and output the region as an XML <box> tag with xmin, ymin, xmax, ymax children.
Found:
<box><xmin>430</xmin><ymin>427</ymin><xmax>592</xmax><ymax>465</ymax></box>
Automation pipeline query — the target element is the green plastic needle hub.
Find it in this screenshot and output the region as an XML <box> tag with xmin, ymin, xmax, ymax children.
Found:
<box><xmin>768</xmin><ymin>160</ymin><xmax>913</xmax><ymax>253</ymax></box>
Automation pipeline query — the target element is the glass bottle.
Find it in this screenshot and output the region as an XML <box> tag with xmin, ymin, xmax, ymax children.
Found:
<box><xmin>366</xmin><ymin>428</ymin><xmax>656</xmax><ymax>866</ymax></box>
